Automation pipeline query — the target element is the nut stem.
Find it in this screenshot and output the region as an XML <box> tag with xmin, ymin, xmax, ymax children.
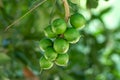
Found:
<box><xmin>62</xmin><ymin>0</ymin><xmax>70</xmax><ymax>22</ymax></box>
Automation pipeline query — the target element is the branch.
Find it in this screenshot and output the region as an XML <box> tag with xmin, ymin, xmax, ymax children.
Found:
<box><xmin>4</xmin><ymin>0</ymin><xmax>47</xmax><ymax>31</ymax></box>
<box><xmin>62</xmin><ymin>0</ymin><xmax>70</xmax><ymax>22</ymax></box>
<box><xmin>23</xmin><ymin>67</ymin><xmax>39</xmax><ymax>80</ymax></box>
<box><xmin>0</xmin><ymin>0</ymin><xmax>3</xmax><ymax>8</ymax></box>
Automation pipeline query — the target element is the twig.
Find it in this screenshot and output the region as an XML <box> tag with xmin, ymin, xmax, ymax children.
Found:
<box><xmin>49</xmin><ymin>0</ymin><xmax>57</xmax><ymax>24</ymax></box>
<box><xmin>62</xmin><ymin>0</ymin><xmax>70</xmax><ymax>22</ymax></box>
<box><xmin>0</xmin><ymin>0</ymin><xmax>3</xmax><ymax>8</ymax></box>
<box><xmin>4</xmin><ymin>0</ymin><xmax>48</xmax><ymax>31</ymax></box>
<box><xmin>23</xmin><ymin>67</ymin><xmax>39</xmax><ymax>80</ymax></box>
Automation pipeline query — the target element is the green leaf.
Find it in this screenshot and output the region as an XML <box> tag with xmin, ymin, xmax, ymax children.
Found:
<box><xmin>0</xmin><ymin>53</ymin><xmax>11</xmax><ymax>64</ymax></box>
<box><xmin>86</xmin><ymin>0</ymin><xmax>98</xmax><ymax>8</ymax></box>
<box><xmin>68</xmin><ymin>0</ymin><xmax>79</xmax><ymax>12</ymax></box>
<box><xmin>99</xmin><ymin>7</ymin><xmax>112</xmax><ymax>16</ymax></box>
<box><xmin>15</xmin><ymin>52</ymin><xmax>29</xmax><ymax>65</ymax></box>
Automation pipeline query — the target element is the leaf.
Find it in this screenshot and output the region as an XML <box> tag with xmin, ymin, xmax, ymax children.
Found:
<box><xmin>69</xmin><ymin>0</ymin><xmax>80</xmax><ymax>5</ymax></box>
<box><xmin>86</xmin><ymin>0</ymin><xmax>98</xmax><ymax>9</ymax></box>
<box><xmin>68</xmin><ymin>0</ymin><xmax>79</xmax><ymax>12</ymax></box>
<box><xmin>0</xmin><ymin>0</ymin><xmax>3</xmax><ymax>8</ymax></box>
<box><xmin>99</xmin><ymin>7</ymin><xmax>112</xmax><ymax>16</ymax></box>
<box><xmin>105</xmin><ymin>0</ymin><xmax>109</xmax><ymax>1</ymax></box>
<box><xmin>15</xmin><ymin>52</ymin><xmax>29</xmax><ymax>65</ymax></box>
<box><xmin>0</xmin><ymin>53</ymin><xmax>11</xmax><ymax>64</ymax></box>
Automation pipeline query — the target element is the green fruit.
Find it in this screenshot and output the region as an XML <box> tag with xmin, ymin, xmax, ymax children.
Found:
<box><xmin>40</xmin><ymin>56</ymin><xmax>53</xmax><ymax>70</ymax></box>
<box><xmin>64</xmin><ymin>28</ymin><xmax>80</xmax><ymax>43</ymax></box>
<box><xmin>44</xmin><ymin>25</ymin><xmax>57</xmax><ymax>38</ymax></box>
<box><xmin>55</xmin><ymin>54</ymin><xmax>69</xmax><ymax>66</ymax></box>
<box><xmin>70</xmin><ymin>13</ymin><xmax>86</xmax><ymax>29</ymax></box>
<box><xmin>54</xmin><ymin>38</ymin><xmax>69</xmax><ymax>53</ymax></box>
<box><xmin>52</xmin><ymin>18</ymin><xmax>67</xmax><ymax>34</ymax></box>
<box><xmin>39</xmin><ymin>38</ymin><xmax>52</xmax><ymax>51</ymax></box>
<box><xmin>44</xmin><ymin>47</ymin><xmax>58</xmax><ymax>61</ymax></box>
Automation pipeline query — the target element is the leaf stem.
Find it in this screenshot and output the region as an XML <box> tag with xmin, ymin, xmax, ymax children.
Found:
<box><xmin>62</xmin><ymin>0</ymin><xmax>70</xmax><ymax>22</ymax></box>
<box><xmin>4</xmin><ymin>0</ymin><xmax>48</xmax><ymax>31</ymax></box>
<box><xmin>49</xmin><ymin>0</ymin><xmax>57</xmax><ymax>24</ymax></box>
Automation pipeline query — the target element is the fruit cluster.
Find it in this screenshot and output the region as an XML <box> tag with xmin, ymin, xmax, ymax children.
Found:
<box><xmin>39</xmin><ymin>13</ymin><xmax>86</xmax><ymax>70</ymax></box>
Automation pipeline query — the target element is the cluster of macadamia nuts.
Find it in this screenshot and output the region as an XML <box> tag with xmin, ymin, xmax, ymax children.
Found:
<box><xmin>39</xmin><ymin>13</ymin><xmax>86</xmax><ymax>70</ymax></box>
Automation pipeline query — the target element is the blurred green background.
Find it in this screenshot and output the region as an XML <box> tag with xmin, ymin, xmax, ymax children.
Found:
<box><xmin>0</xmin><ymin>0</ymin><xmax>120</xmax><ymax>80</ymax></box>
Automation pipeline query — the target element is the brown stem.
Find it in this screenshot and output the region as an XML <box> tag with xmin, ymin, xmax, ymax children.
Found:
<box><xmin>23</xmin><ymin>67</ymin><xmax>39</xmax><ymax>80</ymax></box>
<box><xmin>62</xmin><ymin>0</ymin><xmax>70</xmax><ymax>22</ymax></box>
<box><xmin>4</xmin><ymin>0</ymin><xmax>47</xmax><ymax>31</ymax></box>
<box><xmin>0</xmin><ymin>0</ymin><xmax>3</xmax><ymax>8</ymax></box>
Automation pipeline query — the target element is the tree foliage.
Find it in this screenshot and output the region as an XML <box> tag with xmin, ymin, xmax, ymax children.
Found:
<box><xmin>0</xmin><ymin>0</ymin><xmax>120</xmax><ymax>80</ymax></box>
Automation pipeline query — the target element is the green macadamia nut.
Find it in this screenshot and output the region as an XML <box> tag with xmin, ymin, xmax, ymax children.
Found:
<box><xmin>44</xmin><ymin>47</ymin><xmax>58</xmax><ymax>61</ymax></box>
<box><xmin>40</xmin><ymin>56</ymin><xmax>54</xmax><ymax>70</ymax></box>
<box><xmin>39</xmin><ymin>38</ymin><xmax>52</xmax><ymax>51</ymax></box>
<box><xmin>44</xmin><ymin>25</ymin><xmax>57</xmax><ymax>38</ymax></box>
<box><xmin>53</xmin><ymin>38</ymin><xmax>69</xmax><ymax>53</ymax></box>
<box><xmin>55</xmin><ymin>54</ymin><xmax>69</xmax><ymax>66</ymax></box>
<box><xmin>64</xmin><ymin>28</ymin><xmax>80</xmax><ymax>43</ymax></box>
<box><xmin>70</xmin><ymin>13</ymin><xmax>86</xmax><ymax>29</ymax></box>
<box><xmin>52</xmin><ymin>18</ymin><xmax>67</xmax><ymax>34</ymax></box>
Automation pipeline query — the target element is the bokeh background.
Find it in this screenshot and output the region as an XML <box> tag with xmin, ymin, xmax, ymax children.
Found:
<box><xmin>0</xmin><ymin>0</ymin><xmax>120</xmax><ymax>80</ymax></box>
